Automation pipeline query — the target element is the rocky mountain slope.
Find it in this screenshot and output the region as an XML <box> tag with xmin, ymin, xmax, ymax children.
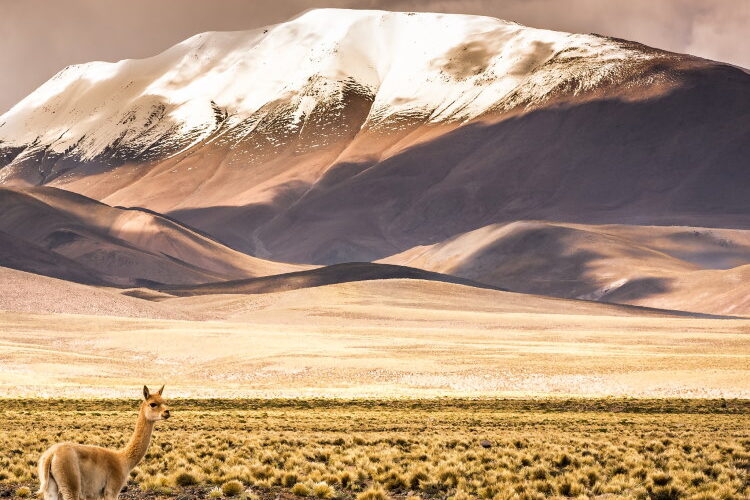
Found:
<box><xmin>2</xmin><ymin>9</ymin><xmax>747</xmax><ymax>265</ymax></box>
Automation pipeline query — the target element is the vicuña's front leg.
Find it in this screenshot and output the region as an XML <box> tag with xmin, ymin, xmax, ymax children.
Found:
<box><xmin>102</xmin><ymin>483</ymin><xmax>123</xmax><ymax>500</ymax></box>
<box><xmin>102</xmin><ymin>469</ymin><xmax>127</xmax><ymax>500</ymax></box>
<box><xmin>103</xmin><ymin>491</ymin><xmax>121</xmax><ymax>500</ymax></box>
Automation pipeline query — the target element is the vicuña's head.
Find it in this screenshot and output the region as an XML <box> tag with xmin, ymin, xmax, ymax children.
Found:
<box><xmin>141</xmin><ymin>385</ymin><xmax>170</xmax><ymax>421</ymax></box>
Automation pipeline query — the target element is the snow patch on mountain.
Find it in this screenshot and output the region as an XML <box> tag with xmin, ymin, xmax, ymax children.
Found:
<box><xmin>0</xmin><ymin>8</ymin><xmax>657</xmax><ymax>166</ymax></box>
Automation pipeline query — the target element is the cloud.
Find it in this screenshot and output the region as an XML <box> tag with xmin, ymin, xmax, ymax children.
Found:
<box><xmin>683</xmin><ymin>2</ymin><xmax>750</xmax><ymax>68</ymax></box>
<box><xmin>0</xmin><ymin>0</ymin><xmax>747</xmax><ymax>113</ymax></box>
<box><xmin>364</xmin><ymin>0</ymin><xmax>748</xmax><ymax>66</ymax></box>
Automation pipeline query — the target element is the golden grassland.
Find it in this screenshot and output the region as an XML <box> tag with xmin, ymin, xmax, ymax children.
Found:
<box><xmin>1</xmin><ymin>399</ymin><xmax>749</xmax><ymax>500</ymax></box>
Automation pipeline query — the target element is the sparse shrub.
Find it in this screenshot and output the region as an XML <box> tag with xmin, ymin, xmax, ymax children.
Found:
<box><xmin>282</xmin><ymin>472</ymin><xmax>299</xmax><ymax>487</ymax></box>
<box><xmin>651</xmin><ymin>472</ymin><xmax>673</xmax><ymax>486</ymax></box>
<box><xmin>173</xmin><ymin>471</ymin><xmax>198</xmax><ymax>487</ymax></box>
<box><xmin>15</xmin><ymin>486</ymin><xmax>31</xmax><ymax>498</ymax></box>
<box><xmin>407</xmin><ymin>468</ymin><xmax>429</xmax><ymax>489</ymax></box>
<box><xmin>529</xmin><ymin>465</ymin><xmax>549</xmax><ymax>480</ymax></box>
<box><xmin>142</xmin><ymin>473</ymin><xmax>171</xmax><ymax>493</ymax></box>
<box><xmin>208</xmin><ymin>487</ymin><xmax>223</xmax><ymax>498</ymax></box>
<box><xmin>338</xmin><ymin>470</ymin><xmax>354</xmax><ymax>488</ymax></box>
<box><xmin>557</xmin><ymin>476</ymin><xmax>584</xmax><ymax>497</ymax></box>
<box><xmin>356</xmin><ymin>485</ymin><xmax>390</xmax><ymax>500</ymax></box>
<box><xmin>648</xmin><ymin>485</ymin><xmax>683</xmax><ymax>500</ymax></box>
<box><xmin>379</xmin><ymin>470</ymin><xmax>408</xmax><ymax>491</ymax></box>
<box><xmin>477</xmin><ymin>486</ymin><xmax>497</xmax><ymax>499</ymax></box>
<box><xmin>689</xmin><ymin>473</ymin><xmax>707</xmax><ymax>487</ymax></box>
<box><xmin>633</xmin><ymin>466</ymin><xmax>650</xmax><ymax>480</ymax></box>
<box><xmin>292</xmin><ymin>483</ymin><xmax>311</xmax><ymax>497</ymax></box>
<box><xmin>312</xmin><ymin>481</ymin><xmax>335</xmax><ymax>499</ymax></box>
<box><xmin>610</xmin><ymin>464</ymin><xmax>628</xmax><ymax>476</ymax></box>
<box><xmin>437</xmin><ymin>466</ymin><xmax>459</xmax><ymax>487</ymax></box>
<box><xmin>554</xmin><ymin>453</ymin><xmax>573</xmax><ymax>468</ymax></box>
<box><xmin>221</xmin><ymin>480</ymin><xmax>244</xmax><ymax>497</ymax></box>
<box><xmin>252</xmin><ymin>478</ymin><xmax>274</xmax><ymax>489</ymax></box>
<box><xmin>531</xmin><ymin>479</ymin><xmax>554</xmax><ymax>495</ymax></box>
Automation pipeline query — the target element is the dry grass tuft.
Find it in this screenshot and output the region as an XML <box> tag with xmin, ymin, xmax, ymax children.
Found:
<box><xmin>221</xmin><ymin>480</ymin><xmax>244</xmax><ymax>497</ymax></box>
<box><xmin>356</xmin><ymin>485</ymin><xmax>390</xmax><ymax>500</ymax></box>
<box><xmin>312</xmin><ymin>482</ymin><xmax>335</xmax><ymax>499</ymax></box>
<box><xmin>172</xmin><ymin>471</ymin><xmax>198</xmax><ymax>487</ymax></box>
<box><xmin>14</xmin><ymin>487</ymin><xmax>31</xmax><ymax>498</ymax></box>
<box><xmin>291</xmin><ymin>483</ymin><xmax>311</xmax><ymax>497</ymax></box>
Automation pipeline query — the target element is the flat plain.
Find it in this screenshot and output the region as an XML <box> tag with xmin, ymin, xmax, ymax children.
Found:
<box><xmin>1</xmin><ymin>278</ymin><xmax>749</xmax><ymax>398</ymax></box>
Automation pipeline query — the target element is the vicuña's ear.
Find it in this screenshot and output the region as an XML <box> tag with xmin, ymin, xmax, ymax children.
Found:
<box><xmin>143</xmin><ymin>385</ymin><xmax>150</xmax><ymax>400</ymax></box>
<box><xmin>157</xmin><ymin>385</ymin><xmax>164</xmax><ymax>395</ymax></box>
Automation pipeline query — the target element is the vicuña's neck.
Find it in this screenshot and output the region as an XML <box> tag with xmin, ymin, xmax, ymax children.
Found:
<box><xmin>121</xmin><ymin>407</ymin><xmax>155</xmax><ymax>470</ymax></box>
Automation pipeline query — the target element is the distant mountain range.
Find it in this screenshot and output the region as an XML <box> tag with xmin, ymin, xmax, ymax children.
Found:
<box><xmin>1</xmin><ymin>9</ymin><xmax>749</xmax><ymax>316</ymax></box>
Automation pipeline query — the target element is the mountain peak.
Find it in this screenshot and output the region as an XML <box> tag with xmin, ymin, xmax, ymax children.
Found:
<box><xmin>0</xmin><ymin>9</ymin><xmax>657</xmax><ymax>167</ymax></box>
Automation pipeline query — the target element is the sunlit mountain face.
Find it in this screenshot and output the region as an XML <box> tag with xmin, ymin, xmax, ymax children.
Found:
<box><xmin>1</xmin><ymin>8</ymin><xmax>749</xmax><ymax>317</ymax></box>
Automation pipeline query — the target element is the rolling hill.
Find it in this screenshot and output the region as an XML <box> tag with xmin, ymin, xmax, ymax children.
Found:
<box><xmin>0</xmin><ymin>186</ymin><xmax>305</xmax><ymax>286</ymax></box>
<box><xmin>381</xmin><ymin>221</ymin><xmax>750</xmax><ymax>315</ymax></box>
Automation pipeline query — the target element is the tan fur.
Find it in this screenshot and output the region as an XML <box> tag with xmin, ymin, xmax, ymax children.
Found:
<box><xmin>37</xmin><ymin>386</ymin><xmax>170</xmax><ymax>500</ymax></box>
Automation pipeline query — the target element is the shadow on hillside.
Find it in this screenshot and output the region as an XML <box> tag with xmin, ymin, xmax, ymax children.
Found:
<box><xmin>167</xmin><ymin>178</ymin><xmax>318</xmax><ymax>257</ymax></box>
<box><xmin>441</xmin><ymin>223</ymin><xmax>677</xmax><ymax>303</ymax></box>
<box><xmin>603</xmin><ymin>277</ymin><xmax>673</xmax><ymax>302</ymax></box>
<box><xmin>448</xmin><ymin>224</ymin><xmax>613</xmax><ymax>299</ymax></box>
<box><xmin>158</xmin><ymin>262</ymin><xmax>504</xmax><ymax>297</ymax></box>
<box><xmin>170</xmin><ymin>62</ymin><xmax>750</xmax><ymax>269</ymax></box>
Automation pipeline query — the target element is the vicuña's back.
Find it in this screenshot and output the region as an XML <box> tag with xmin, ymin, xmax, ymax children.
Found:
<box><xmin>38</xmin><ymin>386</ymin><xmax>170</xmax><ymax>500</ymax></box>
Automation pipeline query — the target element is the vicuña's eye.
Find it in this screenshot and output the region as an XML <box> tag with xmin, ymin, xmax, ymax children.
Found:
<box><xmin>150</xmin><ymin>403</ymin><xmax>158</xmax><ymax>408</ymax></box>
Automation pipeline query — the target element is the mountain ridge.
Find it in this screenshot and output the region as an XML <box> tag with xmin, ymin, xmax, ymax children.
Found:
<box><xmin>1</xmin><ymin>9</ymin><xmax>725</xmax><ymax>195</ymax></box>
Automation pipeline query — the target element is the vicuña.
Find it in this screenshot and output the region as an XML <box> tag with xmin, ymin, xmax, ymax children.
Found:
<box><xmin>37</xmin><ymin>385</ymin><xmax>171</xmax><ymax>500</ymax></box>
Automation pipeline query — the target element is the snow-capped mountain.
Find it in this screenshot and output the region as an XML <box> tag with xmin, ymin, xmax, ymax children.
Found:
<box><xmin>0</xmin><ymin>9</ymin><xmax>661</xmax><ymax>165</ymax></box>
<box><xmin>1</xmin><ymin>9</ymin><xmax>749</xmax><ymax>264</ymax></box>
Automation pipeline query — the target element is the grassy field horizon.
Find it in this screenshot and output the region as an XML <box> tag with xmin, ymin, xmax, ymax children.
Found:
<box><xmin>2</xmin><ymin>398</ymin><xmax>748</xmax><ymax>500</ymax></box>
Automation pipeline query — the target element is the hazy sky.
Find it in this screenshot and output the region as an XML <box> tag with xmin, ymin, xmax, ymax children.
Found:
<box><xmin>1</xmin><ymin>0</ymin><xmax>748</xmax><ymax>113</ymax></box>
